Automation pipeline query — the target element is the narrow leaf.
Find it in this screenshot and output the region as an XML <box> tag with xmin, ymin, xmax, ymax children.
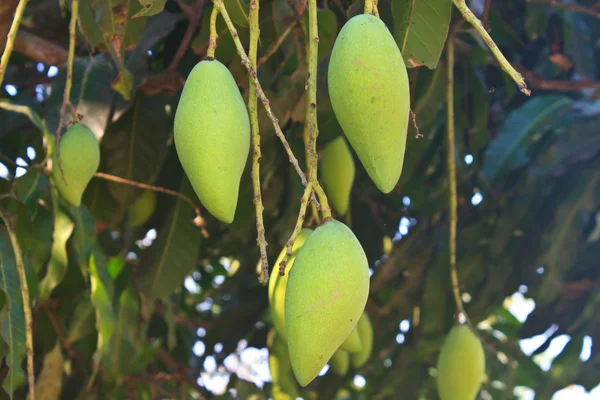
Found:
<box><xmin>39</xmin><ymin>209</ymin><xmax>74</xmax><ymax>303</ymax></box>
<box><xmin>90</xmin><ymin>249</ymin><xmax>116</xmax><ymax>357</ymax></box>
<box><xmin>133</xmin><ymin>0</ymin><xmax>167</xmax><ymax>18</ymax></box>
<box><xmin>33</xmin><ymin>342</ymin><xmax>64</xmax><ymax>400</ymax></box>
<box><xmin>66</xmin><ymin>297</ymin><xmax>96</xmax><ymax>344</ymax></box>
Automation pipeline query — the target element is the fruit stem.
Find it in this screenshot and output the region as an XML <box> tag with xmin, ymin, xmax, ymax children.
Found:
<box><xmin>452</xmin><ymin>0</ymin><xmax>530</xmax><ymax>96</ymax></box>
<box><xmin>213</xmin><ymin>0</ymin><xmax>308</xmax><ymax>186</ymax></box>
<box><xmin>207</xmin><ymin>6</ymin><xmax>219</xmax><ymax>58</ymax></box>
<box><xmin>0</xmin><ymin>207</ymin><xmax>35</xmax><ymax>400</ymax></box>
<box><xmin>364</xmin><ymin>0</ymin><xmax>379</xmax><ymax>17</ymax></box>
<box><xmin>0</xmin><ymin>0</ymin><xmax>28</xmax><ymax>88</ymax></box>
<box><xmin>279</xmin><ymin>182</ymin><xmax>313</xmax><ymax>276</ymax></box>
<box><xmin>247</xmin><ymin>0</ymin><xmax>270</xmax><ymax>285</ymax></box>
<box><xmin>93</xmin><ymin>172</ymin><xmax>209</xmax><ymax>237</ymax></box>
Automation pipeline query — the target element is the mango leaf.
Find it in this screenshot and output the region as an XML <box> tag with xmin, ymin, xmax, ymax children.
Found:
<box><xmin>66</xmin><ymin>205</ymin><xmax>96</xmax><ymax>275</ymax></box>
<box><xmin>133</xmin><ymin>0</ymin><xmax>167</xmax><ymax>18</ymax></box>
<box><xmin>224</xmin><ymin>0</ymin><xmax>249</xmax><ymax>28</ymax></box>
<box><xmin>482</xmin><ymin>95</ymin><xmax>574</xmax><ymax>185</ymax></box>
<box><xmin>90</xmin><ymin>248</ymin><xmax>116</xmax><ymax>357</ymax></box>
<box><xmin>77</xmin><ymin>0</ymin><xmax>105</xmax><ymax>50</ymax></box>
<box><xmin>392</xmin><ymin>0</ymin><xmax>452</xmax><ymax>68</ymax></box>
<box><xmin>101</xmin><ymin>94</ymin><xmax>174</xmax><ymax>206</ymax></box>
<box><xmin>39</xmin><ymin>208</ymin><xmax>74</xmax><ymax>303</ymax></box>
<box><xmin>33</xmin><ymin>342</ymin><xmax>64</xmax><ymax>400</ymax></box>
<box><xmin>0</xmin><ymin>232</ymin><xmax>26</xmax><ymax>397</ymax></box>
<box><xmin>66</xmin><ymin>297</ymin><xmax>96</xmax><ymax>344</ymax></box>
<box><xmin>13</xmin><ymin>169</ymin><xmax>50</xmax><ymax>213</ymax></box>
<box><xmin>0</xmin><ymin>198</ymin><xmax>33</xmax><ymax>254</ymax></box>
<box><xmin>136</xmin><ymin>178</ymin><xmax>202</xmax><ymax>301</ymax></box>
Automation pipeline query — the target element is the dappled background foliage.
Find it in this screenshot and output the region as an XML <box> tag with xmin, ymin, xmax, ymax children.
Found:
<box><xmin>1</xmin><ymin>0</ymin><xmax>600</xmax><ymax>399</ymax></box>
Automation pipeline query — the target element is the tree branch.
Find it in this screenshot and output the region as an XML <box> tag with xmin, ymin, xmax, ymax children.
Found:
<box><xmin>13</xmin><ymin>30</ymin><xmax>68</xmax><ymax>66</ymax></box>
<box><xmin>483</xmin><ymin>0</ymin><xmax>492</xmax><ymax>32</ymax></box>
<box><xmin>168</xmin><ymin>0</ymin><xmax>205</xmax><ymax>72</ymax></box>
<box><xmin>513</xmin><ymin>62</ymin><xmax>600</xmax><ymax>91</ymax></box>
<box><xmin>0</xmin><ymin>0</ymin><xmax>29</xmax><ymax>88</ymax></box>
<box><xmin>527</xmin><ymin>0</ymin><xmax>600</xmax><ymax>19</ymax></box>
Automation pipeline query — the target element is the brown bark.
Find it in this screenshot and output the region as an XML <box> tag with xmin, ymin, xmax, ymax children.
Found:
<box><xmin>13</xmin><ymin>30</ymin><xmax>68</xmax><ymax>66</ymax></box>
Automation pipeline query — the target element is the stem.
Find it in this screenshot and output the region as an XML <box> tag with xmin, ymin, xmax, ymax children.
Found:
<box><xmin>93</xmin><ymin>173</ymin><xmax>208</xmax><ymax>237</ymax></box>
<box><xmin>168</xmin><ymin>0</ymin><xmax>205</xmax><ymax>71</ymax></box>
<box><xmin>278</xmin><ymin>182</ymin><xmax>313</xmax><ymax>276</ymax></box>
<box><xmin>207</xmin><ymin>6</ymin><xmax>219</xmax><ymax>58</ymax></box>
<box><xmin>313</xmin><ymin>182</ymin><xmax>332</xmax><ymax>221</ymax></box>
<box><xmin>213</xmin><ymin>0</ymin><xmax>308</xmax><ymax>186</ymax></box>
<box><xmin>248</xmin><ymin>0</ymin><xmax>269</xmax><ymax>285</ymax></box>
<box><xmin>257</xmin><ymin>21</ymin><xmax>298</xmax><ymax>67</ymax></box>
<box><xmin>0</xmin><ymin>0</ymin><xmax>29</xmax><ymax>87</ymax></box>
<box><xmin>0</xmin><ymin>207</ymin><xmax>35</xmax><ymax>400</ymax></box>
<box><xmin>452</xmin><ymin>0</ymin><xmax>530</xmax><ymax>96</ymax></box>
<box><xmin>55</xmin><ymin>0</ymin><xmax>80</xmax><ymax>186</ymax></box>
<box><xmin>364</xmin><ymin>0</ymin><xmax>379</xmax><ymax>16</ymax></box>
<box><xmin>446</xmin><ymin>36</ymin><xmax>467</xmax><ymax>323</ymax></box>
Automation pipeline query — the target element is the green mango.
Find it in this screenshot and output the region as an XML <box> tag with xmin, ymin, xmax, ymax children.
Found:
<box><xmin>285</xmin><ymin>220</ymin><xmax>369</xmax><ymax>386</ymax></box>
<box><xmin>328</xmin><ymin>14</ymin><xmax>410</xmax><ymax>193</ymax></box>
<box><xmin>339</xmin><ymin>325</ymin><xmax>362</xmax><ymax>353</ymax></box>
<box><xmin>329</xmin><ymin>349</ymin><xmax>350</xmax><ymax>376</ymax></box>
<box><xmin>52</xmin><ymin>123</ymin><xmax>100</xmax><ymax>207</ymax></box>
<box><xmin>268</xmin><ymin>228</ymin><xmax>313</xmax><ymax>340</ymax></box>
<box><xmin>436</xmin><ymin>325</ymin><xmax>485</xmax><ymax>400</ymax></box>
<box><xmin>351</xmin><ymin>312</ymin><xmax>373</xmax><ymax>368</ymax></box>
<box><xmin>320</xmin><ymin>136</ymin><xmax>355</xmax><ymax>215</ymax></box>
<box><xmin>128</xmin><ymin>190</ymin><xmax>156</xmax><ymax>227</ymax></box>
<box><xmin>267</xmin><ymin>329</ymin><xmax>299</xmax><ymax>400</ymax></box>
<box><xmin>174</xmin><ymin>59</ymin><xmax>250</xmax><ymax>223</ymax></box>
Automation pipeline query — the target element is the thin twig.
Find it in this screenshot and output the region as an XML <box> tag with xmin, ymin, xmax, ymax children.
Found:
<box><xmin>513</xmin><ymin>61</ymin><xmax>600</xmax><ymax>91</ymax></box>
<box><xmin>213</xmin><ymin>0</ymin><xmax>308</xmax><ymax>186</ymax></box>
<box><xmin>453</xmin><ymin>0</ymin><xmax>531</xmax><ymax>96</ymax></box>
<box><xmin>279</xmin><ymin>182</ymin><xmax>313</xmax><ymax>276</ymax></box>
<box><xmin>207</xmin><ymin>6</ymin><xmax>219</xmax><ymax>58</ymax></box>
<box><xmin>168</xmin><ymin>0</ymin><xmax>205</xmax><ymax>72</ymax></box>
<box><xmin>526</xmin><ymin>0</ymin><xmax>600</xmax><ymax>19</ymax></box>
<box><xmin>483</xmin><ymin>0</ymin><xmax>492</xmax><ymax>32</ymax></box>
<box><xmin>247</xmin><ymin>0</ymin><xmax>269</xmax><ymax>284</ymax></box>
<box><xmin>93</xmin><ymin>173</ymin><xmax>208</xmax><ymax>236</ymax></box>
<box><xmin>257</xmin><ymin>20</ymin><xmax>297</xmax><ymax>67</ymax></box>
<box><xmin>364</xmin><ymin>0</ymin><xmax>379</xmax><ymax>16</ymax></box>
<box><xmin>0</xmin><ymin>0</ymin><xmax>29</xmax><ymax>87</ymax></box>
<box><xmin>0</xmin><ymin>207</ymin><xmax>35</xmax><ymax>400</ymax></box>
<box><xmin>410</xmin><ymin>110</ymin><xmax>422</xmax><ymax>138</ymax></box>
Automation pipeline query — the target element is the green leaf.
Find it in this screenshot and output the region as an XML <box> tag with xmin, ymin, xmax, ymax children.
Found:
<box><xmin>101</xmin><ymin>94</ymin><xmax>174</xmax><ymax>206</ymax></box>
<box><xmin>66</xmin><ymin>297</ymin><xmax>96</xmax><ymax>344</ymax></box>
<box><xmin>77</xmin><ymin>0</ymin><xmax>105</xmax><ymax>50</ymax></box>
<box><xmin>39</xmin><ymin>208</ymin><xmax>74</xmax><ymax>303</ymax></box>
<box><xmin>224</xmin><ymin>0</ymin><xmax>249</xmax><ymax>28</ymax></box>
<box><xmin>66</xmin><ymin>205</ymin><xmax>96</xmax><ymax>275</ymax></box>
<box><xmin>33</xmin><ymin>342</ymin><xmax>64</xmax><ymax>400</ymax></box>
<box><xmin>136</xmin><ymin>178</ymin><xmax>202</xmax><ymax>301</ymax></box>
<box><xmin>90</xmin><ymin>249</ymin><xmax>116</xmax><ymax>357</ymax></box>
<box><xmin>392</xmin><ymin>0</ymin><xmax>452</xmax><ymax>68</ymax></box>
<box><xmin>13</xmin><ymin>169</ymin><xmax>50</xmax><ymax>213</ymax></box>
<box><xmin>0</xmin><ymin>231</ymin><xmax>26</xmax><ymax>397</ymax></box>
<box><xmin>482</xmin><ymin>95</ymin><xmax>574</xmax><ymax>185</ymax></box>
<box><xmin>133</xmin><ymin>0</ymin><xmax>167</xmax><ymax>18</ymax></box>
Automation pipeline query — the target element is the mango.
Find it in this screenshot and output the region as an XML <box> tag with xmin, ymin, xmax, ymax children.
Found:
<box><xmin>351</xmin><ymin>312</ymin><xmax>373</xmax><ymax>368</ymax></box>
<box><xmin>339</xmin><ymin>325</ymin><xmax>362</xmax><ymax>353</ymax></box>
<box><xmin>285</xmin><ymin>220</ymin><xmax>369</xmax><ymax>386</ymax></box>
<box><xmin>52</xmin><ymin>123</ymin><xmax>100</xmax><ymax>207</ymax></box>
<box><xmin>329</xmin><ymin>349</ymin><xmax>350</xmax><ymax>376</ymax></box>
<box><xmin>128</xmin><ymin>190</ymin><xmax>156</xmax><ymax>227</ymax></box>
<box><xmin>267</xmin><ymin>329</ymin><xmax>299</xmax><ymax>400</ymax></box>
<box><xmin>174</xmin><ymin>59</ymin><xmax>250</xmax><ymax>223</ymax></box>
<box><xmin>328</xmin><ymin>14</ymin><xmax>410</xmax><ymax>193</ymax></box>
<box><xmin>436</xmin><ymin>325</ymin><xmax>485</xmax><ymax>400</ymax></box>
<box><xmin>320</xmin><ymin>136</ymin><xmax>355</xmax><ymax>215</ymax></box>
<box><xmin>268</xmin><ymin>229</ymin><xmax>313</xmax><ymax>340</ymax></box>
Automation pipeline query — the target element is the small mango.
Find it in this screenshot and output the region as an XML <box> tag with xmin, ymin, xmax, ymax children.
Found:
<box><xmin>436</xmin><ymin>325</ymin><xmax>485</xmax><ymax>400</ymax></box>
<box><xmin>267</xmin><ymin>329</ymin><xmax>299</xmax><ymax>400</ymax></box>
<box><xmin>351</xmin><ymin>312</ymin><xmax>374</xmax><ymax>368</ymax></box>
<box><xmin>52</xmin><ymin>123</ymin><xmax>100</xmax><ymax>207</ymax></box>
<box><xmin>328</xmin><ymin>14</ymin><xmax>410</xmax><ymax>193</ymax></box>
<box><xmin>320</xmin><ymin>136</ymin><xmax>355</xmax><ymax>215</ymax></box>
<box><xmin>285</xmin><ymin>220</ymin><xmax>369</xmax><ymax>386</ymax></box>
<box><xmin>339</xmin><ymin>325</ymin><xmax>362</xmax><ymax>353</ymax></box>
<box><xmin>174</xmin><ymin>59</ymin><xmax>250</xmax><ymax>223</ymax></box>
<box><xmin>128</xmin><ymin>190</ymin><xmax>157</xmax><ymax>227</ymax></box>
<box><xmin>329</xmin><ymin>349</ymin><xmax>350</xmax><ymax>376</ymax></box>
<box><xmin>268</xmin><ymin>228</ymin><xmax>313</xmax><ymax>340</ymax></box>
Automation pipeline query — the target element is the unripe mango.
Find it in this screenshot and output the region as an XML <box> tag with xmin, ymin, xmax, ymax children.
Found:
<box><xmin>329</xmin><ymin>349</ymin><xmax>350</xmax><ymax>376</ymax></box>
<box><xmin>320</xmin><ymin>136</ymin><xmax>355</xmax><ymax>215</ymax></box>
<box><xmin>128</xmin><ymin>190</ymin><xmax>156</xmax><ymax>227</ymax></box>
<box><xmin>52</xmin><ymin>123</ymin><xmax>100</xmax><ymax>207</ymax></box>
<box><xmin>174</xmin><ymin>59</ymin><xmax>250</xmax><ymax>223</ymax></box>
<box><xmin>351</xmin><ymin>312</ymin><xmax>373</xmax><ymax>368</ymax></box>
<box><xmin>328</xmin><ymin>14</ymin><xmax>410</xmax><ymax>193</ymax></box>
<box><xmin>268</xmin><ymin>229</ymin><xmax>313</xmax><ymax>340</ymax></box>
<box><xmin>285</xmin><ymin>220</ymin><xmax>369</xmax><ymax>386</ymax></box>
<box><xmin>339</xmin><ymin>325</ymin><xmax>362</xmax><ymax>353</ymax></box>
<box><xmin>267</xmin><ymin>330</ymin><xmax>299</xmax><ymax>400</ymax></box>
<box><xmin>436</xmin><ymin>325</ymin><xmax>485</xmax><ymax>400</ymax></box>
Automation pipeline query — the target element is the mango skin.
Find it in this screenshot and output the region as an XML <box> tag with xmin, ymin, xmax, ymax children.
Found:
<box><xmin>52</xmin><ymin>123</ymin><xmax>100</xmax><ymax>207</ymax></box>
<box><xmin>285</xmin><ymin>220</ymin><xmax>369</xmax><ymax>387</ymax></box>
<box><xmin>351</xmin><ymin>312</ymin><xmax>374</xmax><ymax>368</ymax></box>
<box><xmin>436</xmin><ymin>325</ymin><xmax>485</xmax><ymax>400</ymax></box>
<box><xmin>268</xmin><ymin>229</ymin><xmax>313</xmax><ymax>341</ymax></box>
<box><xmin>339</xmin><ymin>325</ymin><xmax>362</xmax><ymax>353</ymax></box>
<box><xmin>267</xmin><ymin>330</ymin><xmax>299</xmax><ymax>400</ymax></box>
<box><xmin>174</xmin><ymin>59</ymin><xmax>250</xmax><ymax>223</ymax></box>
<box><xmin>329</xmin><ymin>349</ymin><xmax>350</xmax><ymax>376</ymax></box>
<box><xmin>320</xmin><ymin>136</ymin><xmax>355</xmax><ymax>215</ymax></box>
<box><xmin>328</xmin><ymin>14</ymin><xmax>410</xmax><ymax>193</ymax></box>
<box><xmin>128</xmin><ymin>190</ymin><xmax>156</xmax><ymax>227</ymax></box>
